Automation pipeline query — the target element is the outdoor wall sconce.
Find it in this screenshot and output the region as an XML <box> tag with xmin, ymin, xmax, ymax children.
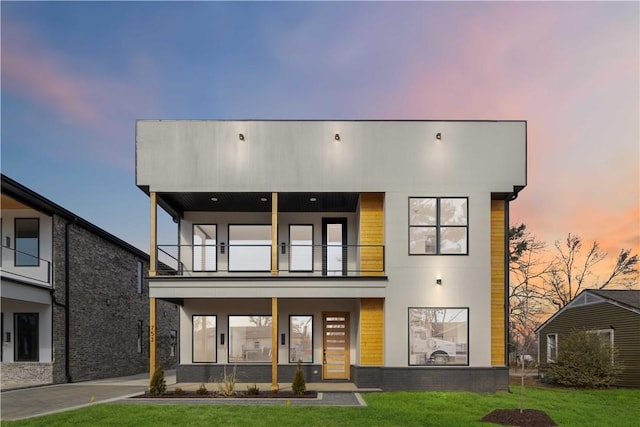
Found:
<box><xmin>5</xmin><ymin>332</ymin><xmax>11</xmax><ymax>343</ymax></box>
<box><xmin>436</xmin><ymin>132</ymin><xmax>442</xmax><ymax>141</ymax></box>
<box><xmin>281</xmin><ymin>333</ymin><xmax>286</xmax><ymax>345</ymax></box>
<box><xmin>334</xmin><ymin>133</ymin><xmax>340</xmax><ymax>141</ymax></box>
<box><xmin>436</xmin><ymin>278</ymin><xmax>442</xmax><ymax>286</ymax></box>
<box><xmin>239</xmin><ymin>133</ymin><xmax>245</xmax><ymax>141</ymax></box>
<box><xmin>220</xmin><ymin>242</ymin><xmax>225</xmax><ymax>254</ymax></box>
<box><xmin>281</xmin><ymin>242</ymin><xmax>286</xmax><ymax>255</ymax></box>
<box><xmin>4</xmin><ymin>236</ymin><xmax>10</xmax><ymax>247</ymax></box>
<box><xmin>106</xmin><ymin>297</ymin><xmax>111</xmax><ymax>306</ymax></box>
<box><xmin>220</xmin><ymin>333</ymin><xmax>225</xmax><ymax>345</ymax></box>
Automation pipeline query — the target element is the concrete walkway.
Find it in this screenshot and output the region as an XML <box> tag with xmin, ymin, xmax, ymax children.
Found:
<box><xmin>1</xmin><ymin>371</ymin><xmax>372</xmax><ymax>421</ymax></box>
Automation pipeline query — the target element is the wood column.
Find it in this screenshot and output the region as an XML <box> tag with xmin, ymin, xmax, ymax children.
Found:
<box><xmin>491</xmin><ymin>199</ymin><xmax>506</xmax><ymax>366</ymax></box>
<box><xmin>271</xmin><ymin>297</ymin><xmax>279</xmax><ymax>391</ymax></box>
<box><xmin>149</xmin><ymin>192</ymin><xmax>157</xmax><ymax>378</ymax></box>
<box><xmin>271</xmin><ymin>192</ymin><xmax>278</xmax><ymax>276</ymax></box>
<box><xmin>359</xmin><ymin>193</ymin><xmax>384</xmax><ymax>276</ymax></box>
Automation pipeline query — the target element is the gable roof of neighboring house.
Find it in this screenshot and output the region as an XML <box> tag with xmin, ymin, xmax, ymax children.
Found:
<box><xmin>536</xmin><ymin>289</ymin><xmax>640</xmax><ymax>333</ymax></box>
<box><xmin>1</xmin><ymin>174</ymin><xmax>149</xmax><ymax>261</ymax></box>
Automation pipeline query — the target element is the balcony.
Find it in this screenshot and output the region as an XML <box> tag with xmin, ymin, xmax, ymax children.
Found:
<box><xmin>155</xmin><ymin>243</ymin><xmax>385</xmax><ymax>277</ymax></box>
<box><xmin>0</xmin><ymin>245</ymin><xmax>51</xmax><ymax>286</ymax></box>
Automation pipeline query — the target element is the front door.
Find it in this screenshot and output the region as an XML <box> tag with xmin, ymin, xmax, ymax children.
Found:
<box><xmin>322</xmin><ymin>312</ymin><xmax>350</xmax><ymax>379</ymax></box>
<box><xmin>322</xmin><ymin>218</ymin><xmax>347</xmax><ymax>276</ymax></box>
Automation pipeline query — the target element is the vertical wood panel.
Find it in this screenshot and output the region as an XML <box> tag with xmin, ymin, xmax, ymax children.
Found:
<box><xmin>360</xmin><ymin>298</ymin><xmax>384</xmax><ymax>365</ymax></box>
<box><xmin>491</xmin><ymin>200</ymin><xmax>506</xmax><ymax>366</ymax></box>
<box><xmin>360</xmin><ymin>193</ymin><xmax>384</xmax><ymax>276</ymax></box>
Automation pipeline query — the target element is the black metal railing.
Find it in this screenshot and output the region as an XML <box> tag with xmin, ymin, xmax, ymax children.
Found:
<box><xmin>0</xmin><ymin>245</ymin><xmax>52</xmax><ymax>285</ymax></box>
<box><xmin>154</xmin><ymin>243</ymin><xmax>385</xmax><ymax>277</ymax></box>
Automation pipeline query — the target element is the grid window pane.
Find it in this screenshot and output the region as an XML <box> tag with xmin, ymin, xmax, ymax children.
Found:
<box><xmin>409</xmin><ymin>198</ymin><xmax>437</xmax><ymax>225</ymax></box>
<box><xmin>440</xmin><ymin>198</ymin><xmax>468</xmax><ymax>226</ymax></box>
<box><xmin>440</xmin><ymin>227</ymin><xmax>467</xmax><ymax>254</ymax></box>
<box><xmin>409</xmin><ymin>227</ymin><xmax>437</xmax><ymax>254</ymax></box>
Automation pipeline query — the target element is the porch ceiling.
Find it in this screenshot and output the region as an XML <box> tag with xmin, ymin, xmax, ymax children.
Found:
<box><xmin>158</xmin><ymin>192</ymin><xmax>360</xmax><ymax>215</ymax></box>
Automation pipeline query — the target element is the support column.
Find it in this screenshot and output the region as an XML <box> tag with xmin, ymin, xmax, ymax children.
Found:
<box><xmin>271</xmin><ymin>192</ymin><xmax>278</xmax><ymax>276</ymax></box>
<box><xmin>149</xmin><ymin>192</ymin><xmax>157</xmax><ymax>378</ymax></box>
<box><xmin>271</xmin><ymin>297</ymin><xmax>279</xmax><ymax>392</ymax></box>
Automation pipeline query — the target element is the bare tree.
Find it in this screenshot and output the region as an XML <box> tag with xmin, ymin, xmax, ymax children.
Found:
<box><xmin>543</xmin><ymin>234</ymin><xmax>638</xmax><ymax>310</ymax></box>
<box><xmin>508</xmin><ymin>224</ymin><xmax>549</xmax><ymax>365</ymax></box>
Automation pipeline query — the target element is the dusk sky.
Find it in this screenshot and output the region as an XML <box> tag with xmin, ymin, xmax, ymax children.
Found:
<box><xmin>2</xmin><ymin>2</ymin><xmax>638</xmax><ymax>283</ymax></box>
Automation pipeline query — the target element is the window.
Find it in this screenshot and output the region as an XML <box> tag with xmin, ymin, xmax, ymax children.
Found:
<box><xmin>289</xmin><ymin>315</ymin><xmax>313</xmax><ymax>363</ymax></box>
<box><xmin>228</xmin><ymin>225</ymin><xmax>271</xmax><ymax>272</ymax></box>
<box><xmin>289</xmin><ymin>225</ymin><xmax>313</xmax><ymax>272</ymax></box>
<box><xmin>547</xmin><ymin>333</ymin><xmax>558</xmax><ymax>362</ymax></box>
<box><xmin>228</xmin><ymin>315</ymin><xmax>272</xmax><ymax>362</ymax></box>
<box><xmin>409</xmin><ymin>198</ymin><xmax>468</xmax><ymax>255</ymax></box>
<box><xmin>137</xmin><ymin>261</ymin><xmax>143</xmax><ymax>294</ymax></box>
<box><xmin>14</xmin><ymin>313</ymin><xmax>39</xmax><ymax>361</ymax></box>
<box><xmin>193</xmin><ymin>315</ymin><xmax>216</xmax><ymax>363</ymax></box>
<box><xmin>588</xmin><ymin>329</ymin><xmax>615</xmax><ymax>363</ymax></box>
<box><xmin>137</xmin><ymin>320</ymin><xmax>143</xmax><ymax>353</ymax></box>
<box><xmin>193</xmin><ymin>225</ymin><xmax>217</xmax><ymax>271</ymax></box>
<box><xmin>408</xmin><ymin>308</ymin><xmax>468</xmax><ymax>365</ymax></box>
<box><xmin>15</xmin><ymin>218</ymin><xmax>39</xmax><ymax>266</ymax></box>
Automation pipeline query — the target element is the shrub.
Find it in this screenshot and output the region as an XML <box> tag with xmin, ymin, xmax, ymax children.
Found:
<box><xmin>292</xmin><ymin>360</ymin><xmax>306</xmax><ymax>395</ymax></box>
<box><xmin>546</xmin><ymin>329</ymin><xmax>623</xmax><ymax>388</ymax></box>
<box><xmin>246</xmin><ymin>384</ymin><xmax>260</xmax><ymax>395</ymax></box>
<box><xmin>173</xmin><ymin>387</ymin><xmax>183</xmax><ymax>395</ymax></box>
<box><xmin>149</xmin><ymin>365</ymin><xmax>166</xmax><ymax>396</ymax></box>
<box><xmin>196</xmin><ymin>383</ymin><xmax>208</xmax><ymax>395</ymax></box>
<box><xmin>218</xmin><ymin>365</ymin><xmax>238</xmax><ymax>396</ymax></box>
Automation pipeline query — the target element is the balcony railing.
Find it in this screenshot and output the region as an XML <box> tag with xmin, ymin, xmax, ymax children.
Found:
<box><xmin>0</xmin><ymin>245</ymin><xmax>52</xmax><ymax>285</ymax></box>
<box><xmin>155</xmin><ymin>244</ymin><xmax>385</xmax><ymax>277</ymax></box>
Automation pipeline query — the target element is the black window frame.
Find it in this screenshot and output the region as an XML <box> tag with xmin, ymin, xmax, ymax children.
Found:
<box><xmin>228</xmin><ymin>315</ymin><xmax>272</xmax><ymax>363</ymax></box>
<box><xmin>408</xmin><ymin>197</ymin><xmax>469</xmax><ymax>255</ymax></box>
<box><xmin>14</xmin><ymin>312</ymin><xmax>39</xmax><ymax>362</ymax></box>
<box><xmin>407</xmin><ymin>307</ymin><xmax>469</xmax><ymax>366</ymax></box>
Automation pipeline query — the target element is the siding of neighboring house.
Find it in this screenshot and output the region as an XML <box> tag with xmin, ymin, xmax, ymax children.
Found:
<box><xmin>538</xmin><ymin>302</ymin><xmax>640</xmax><ymax>387</ymax></box>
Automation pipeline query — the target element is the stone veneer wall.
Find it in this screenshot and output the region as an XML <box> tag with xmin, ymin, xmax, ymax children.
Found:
<box><xmin>49</xmin><ymin>216</ymin><xmax>178</xmax><ymax>383</ymax></box>
<box><xmin>0</xmin><ymin>363</ymin><xmax>53</xmax><ymax>389</ymax></box>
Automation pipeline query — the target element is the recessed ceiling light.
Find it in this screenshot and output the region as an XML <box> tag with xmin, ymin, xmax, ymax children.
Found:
<box><xmin>260</xmin><ymin>197</ymin><xmax>268</xmax><ymax>202</ymax></box>
<box><xmin>309</xmin><ymin>197</ymin><xmax>317</xmax><ymax>202</ymax></box>
<box><xmin>210</xmin><ymin>197</ymin><xmax>218</xmax><ymax>202</ymax></box>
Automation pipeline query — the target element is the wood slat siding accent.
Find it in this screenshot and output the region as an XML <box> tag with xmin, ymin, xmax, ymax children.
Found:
<box><xmin>538</xmin><ymin>302</ymin><xmax>640</xmax><ymax>387</ymax></box>
<box><xmin>359</xmin><ymin>193</ymin><xmax>384</xmax><ymax>276</ymax></box>
<box><xmin>360</xmin><ymin>298</ymin><xmax>384</xmax><ymax>366</ymax></box>
<box><xmin>491</xmin><ymin>200</ymin><xmax>506</xmax><ymax>366</ymax></box>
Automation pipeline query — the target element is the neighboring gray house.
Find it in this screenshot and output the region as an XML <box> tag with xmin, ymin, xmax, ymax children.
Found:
<box><xmin>537</xmin><ymin>289</ymin><xmax>640</xmax><ymax>387</ymax></box>
<box><xmin>1</xmin><ymin>174</ymin><xmax>178</xmax><ymax>388</ymax></box>
<box><xmin>136</xmin><ymin>120</ymin><xmax>527</xmax><ymax>392</ymax></box>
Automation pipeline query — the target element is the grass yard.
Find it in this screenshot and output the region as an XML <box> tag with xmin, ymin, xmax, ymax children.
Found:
<box><xmin>2</xmin><ymin>387</ymin><xmax>639</xmax><ymax>426</ymax></box>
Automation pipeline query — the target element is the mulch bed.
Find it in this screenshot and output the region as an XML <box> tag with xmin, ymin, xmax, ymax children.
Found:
<box><xmin>481</xmin><ymin>409</ymin><xmax>557</xmax><ymax>427</ymax></box>
<box><xmin>134</xmin><ymin>391</ymin><xmax>318</xmax><ymax>399</ymax></box>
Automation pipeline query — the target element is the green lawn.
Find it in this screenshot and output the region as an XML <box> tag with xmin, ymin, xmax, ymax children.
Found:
<box><xmin>3</xmin><ymin>387</ymin><xmax>639</xmax><ymax>426</ymax></box>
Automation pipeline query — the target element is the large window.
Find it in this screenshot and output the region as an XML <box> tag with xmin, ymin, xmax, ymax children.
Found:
<box><xmin>409</xmin><ymin>198</ymin><xmax>468</xmax><ymax>255</ymax></box>
<box><xmin>546</xmin><ymin>333</ymin><xmax>558</xmax><ymax>363</ymax></box>
<box><xmin>408</xmin><ymin>308</ymin><xmax>468</xmax><ymax>365</ymax></box>
<box><xmin>193</xmin><ymin>315</ymin><xmax>217</xmax><ymax>363</ymax></box>
<box><xmin>289</xmin><ymin>315</ymin><xmax>313</xmax><ymax>363</ymax></box>
<box><xmin>289</xmin><ymin>225</ymin><xmax>313</xmax><ymax>272</ymax></box>
<box><xmin>193</xmin><ymin>225</ymin><xmax>217</xmax><ymax>271</ymax></box>
<box><xmin>14</xmin><ymin>313</ymin><xmax>39</xmax><ymax>361</ymax></box>
<box><xmin>588</xmin><ymin>329</ymin><xmax>615</xmax><ymax>363</ymax></box>
<box><xmin>15</xmin><ymin>218</ymin><xmax>39</xmax><ymax>266</ymax></box>
<box><xmin>228</xmin><ymin>225</ymin><xmax>271</xmax><ymax>272</ymax></box>
<box><xmin>228</xmin><ymin>315</ymin><xmax>272</xmax><ymax>362</ymax></box>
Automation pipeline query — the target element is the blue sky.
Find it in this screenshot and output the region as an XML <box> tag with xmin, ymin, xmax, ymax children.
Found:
<box><xmin>2</xmin><ymin>1</ymin><xmax>638</xmax><ymax>276</ymax></box>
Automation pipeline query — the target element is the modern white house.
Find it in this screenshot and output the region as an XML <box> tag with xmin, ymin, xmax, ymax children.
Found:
<box><xmin>136</xmin><ymin>120</ymin><xmax>527</xmax><ymax>391</ymax></box>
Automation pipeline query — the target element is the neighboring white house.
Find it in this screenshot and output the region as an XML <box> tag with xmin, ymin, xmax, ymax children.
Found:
<box><xmin>136</xmin><ymin>120</ymin><xmax>527</xmax><ymax>391</ymax></box>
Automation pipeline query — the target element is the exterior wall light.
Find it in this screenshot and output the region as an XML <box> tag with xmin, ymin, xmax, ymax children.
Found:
<box><xmin>436</xmin><ymin>133</ymin><xmax>442</xmax><ymax>141</ymax></box>
<box><xmin>239</xmin><ymin>133</ymin><xmax>245</xmax><ymax>141</ymax></box>
<box><xmin>334</xmin><ymin>133</ymin><xmax>340</xmax><ymax>141</ymax></box>
<box><xmin>436</xmin><ymin>278</ymin><xmax>442</xmax><ymax>285</ymax></box>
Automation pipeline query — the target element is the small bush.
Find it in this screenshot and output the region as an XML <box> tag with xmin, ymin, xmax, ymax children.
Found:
<box><xmin>546</xmin><ymin>329</ymin><xmax>623</xmax><ymax>388</ymax></box>
<box><xmin>196</xmin><ymin>383</ymin><xmax>208</xmax><ymax>395</ymax></box>
<box><xmin>218</xmin><ymin>365</ymin><xmax>238</xmax><ymax>396</ymax></box>
<box><xmin>292</xmin><ymin>360</ymin><xmax>306</xmax><ymax>395</ymax></box>
<box><xmin>246</xmin><ymin>384</ymin><xmax>260</xmax><ymax>395</ymax></box>
<box><xmin>173</xmin><ymin>387</ymin><xmax>183</xmax><ymax>395</ymax></box>
<box><xmin>149</xmin><ymin>365</ymin><xmax>166</xmax><ymax>395</ymax></box>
